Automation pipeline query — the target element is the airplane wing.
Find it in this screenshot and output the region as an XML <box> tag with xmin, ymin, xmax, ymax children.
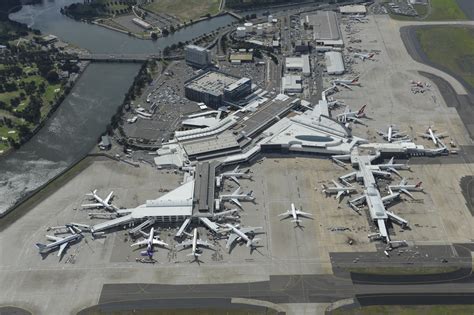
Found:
<box><xmin>229</xmin><ymin>176</ymin><xmax>240</xmax><ymax>185</ymax></box>
<box><xmin>278</xmin><ymin>211</ymin><xmax>291</xmax><ymax>217</ymax></box>
<box><xmin>332</xmin><ymin>180</ymin><xmax>342</xmax><ymax>188</ymax></box>
<box><xmin>233</xmin><ymin>165</ymin><xmax>240</xmax><ymax>172</ymax></box>
<box><xmin>400</xmin><ymin>188</ymin><xmax>414</xmax><ymax>199</ymax></box>
<box><xmin>197</xmin><ymin>240</ymin><xmax>214</xmax><ymax>248</ymax></box>
<box><xmin>139</xmin><ymin>230</ymin><xmax>149</xmax><ymax>238</ymax></box>
<box><xmin>226</xmin><ymin>234</ymin><xmax>239</xmax><ymax>249</ymax></box>
<box><xmin>232</xmin><ymin>187</ymin><xmax>241</xmax><ymax>195</ymax></box>
<box><xmin>81</xmin><ymin>203</ymin><xmax>103</xmax><ymax>208</ymax></box>
<box><xmin>175</xmin><ymin>240</ymin><xmax>193</xmax><ymax>248</ymax></box>
<box><xmin>131</xmin><ymin>240</ymin><xmax>147</xmax><ymax>247</ymax></box>
<box><xmin>336</xmin><ymin>191</ymin><xmax>344</xmax><ymax>200</ymax></box>
<box><xmin>231</xmin><ymin>198</ymin><xmax>242</xmax><ymax>208</ymax></box>
<box><xmin>400</xmin><ymin>178</ymin><xmax>407</xmax><ymax>186</ymax></box>
<box><xmin>58</xmin><ymin>242</ymin><xmax>68</xmax><ymax>257</ymax></box>
<box><xmin>152</xmin><ymin>239</ymin><xmax>169</xmax><ymax>247</ymax></box>
<box><xmin>340</xmin><ymin>83</ymin><xmax>351</xmax><ymax>90</ymax></box>
<box><xmin>104</xmin><ymin>191</ymin><xmax>114</xmax><ymax>204</ymax></box>
<box><xmin>388</xmin><ymin>167</ymin><xmax>401</xmax><ymax>177</ymax></box>
<box><xmin>295</xmin><ymin>210</ymin><xmax>312</xmax><ymax>217</ymax></box>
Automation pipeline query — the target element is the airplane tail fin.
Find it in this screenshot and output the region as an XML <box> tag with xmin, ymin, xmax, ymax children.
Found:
<box><xmin>248</xmin><ymin>190</ymin><xmax>254</xmax><ymax>197</ymax></box>
<box><xmin>187</xmin><ymin>252</ymin><xmax>201</xmax><ymax>257</ymax></box>
<box><xmin>416</xmin><ymin>181</ymin><xmax>423</xmax><ymax>188</ymax></box>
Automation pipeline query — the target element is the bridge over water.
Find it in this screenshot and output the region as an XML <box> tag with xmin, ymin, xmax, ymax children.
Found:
<box><xmin>77</xmin><ymin>53</ymin><xmax>183</xmax><ymax>63</ymax></box>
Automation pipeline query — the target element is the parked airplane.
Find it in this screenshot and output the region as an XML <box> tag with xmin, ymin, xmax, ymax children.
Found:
<box><xmin>377</xmin><ymin>157</ymin><xmax>410</xmax><ymax>177</ymax></box>
<box><xmin>322</xmin><ymin>180</ymin><xmax>357</xmax><ymax>201</ymax></box>
<box><xmin>336</xmin><ymin>105</ymin><xmax>367</xmax><ymax>125</ymax></box>
<box><xmin>223</xmin><ymin>224</ymin><xmax>261</xmax><ymax>251</ymax></box>
<box><xmin>82</xmin><ymin>189</ymin><xmax>118</xmax><ymax>212</ymax></box>
<box><xmin>219</xmin><ymin>187</ymin><xmax>255</xmax><ymax>208</ymax></box>
<box><xmin>216</xmin><ymin>165</ymin><xmax>251</xmax><ymax>187</ymax></box>
<box><xmin>278</xmin><ymin>203</ymin><xmax>312</xmax><ymax>223</ymax></box>
<box><xmin>377</xmin><ymin>125</ymin><xmax>408</xmax><ymax>142</ymax></box>
<box><xmin>131</xmin><ymin>227</ymin><xmax>169</xmax><ymax>258</ymax></box>
<box><xmin>417</xmin><ymin>126</ymin><xmax>448</xmax><ymax>145</ymax></box>
<box><xmin>213</xmin><ymin>209</ymin><xmax>240</xmax><ymax>222</ymax></box>
<box><xmin>331</xmin><ymin>77</ymin><xmax>361</xmax><ymax>89</ymax></box>
<box><xmin>388</xmin><ymin>178</ymin><xmax>423</xmax><ymax>199</ymax></box>
<box><xmin>353</xmin><ymin>52</ymin><xmax>375</xmax><ymax>61</ymax></box>
<box><xmin>35</xmin><ymin>225</ymin><xmax>83</xmax><ymax>258</ymax></box>
<box><xmin>175</xmin><ymin>228</ymin><xmax>214</xmax><ymax>258</ymax></box>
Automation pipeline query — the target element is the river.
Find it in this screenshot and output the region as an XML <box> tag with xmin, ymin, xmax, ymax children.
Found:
<box><xmin>1</xmin><ymin>0</ymin><xmax>236</xmax><ymax>215</ymax></box>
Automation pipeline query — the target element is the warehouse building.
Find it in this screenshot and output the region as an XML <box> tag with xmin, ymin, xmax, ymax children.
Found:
<box><xmin>285</xmin><ymin>55</ymin><xmax>311</xmax><ymax>76</ymax></box>
<box><xmin>325</xmin><ymin>51</ymin><xmax>345</xmax><ymax>75</ymax></box>
<box><xmin>303</xmin><ymin>11</ymin><xmax>343</xmax><ymax>47</ymax></box>
<box><xmin>184</xmin><ymin>71</ymin><xmax>251</xmax><ymax>108</ymax></box>
<box><xmin>185</xmin><ymin>45</ymin><xmax>212</xmax><ymax>69</ymax></box>
<box><xmin>339</xmin><ymin>5</ymin><xmax>367</xmax><ymax>15</ymax></box>
<box><xmin>282</xmin><ymin>75</ymin><xmax>303</xmax><ymax>94</ymax></box>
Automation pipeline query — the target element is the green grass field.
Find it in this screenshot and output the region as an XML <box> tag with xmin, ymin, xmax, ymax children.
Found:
<box><xmin>416</xmin><ymin>26</ymin><xmax>474</xmax><ymax>88</ymax></box>
<box><xmin>332</xmin><ymin>305</ymin><xmax>474</xmax><ymax>315</ymax></box>
<box><xmin>145</xmin><ymin>0</ymin><xmax>221</xmax><ymax>22</ymax></box>
<box><xmin>390</xmin><ymin>0</ymin><xmax>467</xmax><ymax>21</ymax></box>
<box><xmin>426</xmin><ymin>0</ymin><xmax>467</xmax><ymax>20</ymax></box>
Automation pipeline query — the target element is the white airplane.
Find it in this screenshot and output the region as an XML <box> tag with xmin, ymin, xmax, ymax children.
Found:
<box><xmin>216</xmin><ymin>165</ymin><xmax>251</xmax><ymax>187</ymax></box>
<box><xmin>377</xmin><ymin>157</ymin><xmax>410</xmax><ymax>177</ymax></box>
<box><xmin>388</xmin><ymin>178</ymin><xmax>423</xmax><ymax>199</ymax></box>
<box><xmin>417</xmin><ymin>126</ymin><xmax>448</xmax><ymax>145</ymax></box>
<box><xmin>331</xmin><ymin>76</ymin><xmax>361</xmax><ymax>89</ymax></box>
<box><xmin>336</xmin><ymin>104</ymin><xmax>367</xmax><ymax>125</ymax></box>
<box><xmin>377</xmin><ymin>125</ymin><xmax>408</xmax><ymax>143</ymax></box>
<box><xmin>82</xmin><ymin>189</ymin><xmax>118</xmax><ymax>212</ymax></box>
<box><xmin>35</xmin><ymin>225</ymin><xmax>83</xmax><ymax>258</ymax></box>
<box><xmin>175</xmin><ymin>228</ymin><xmax>214</xmax><ymax>258</ymax></box>
<box><xmin>131</xmin><ymin>227</ymin><xmax>169</xmax><ymax>258</ymax></box>
<box><xmin>223</xmin><ymin>224</ymin><xmax>261</xmax><ymax>251</ymax></box>
<box><xmin>219</xmin><ymin>187</ymin><xmax>255</xmax><ymax>208</ymax></box>
<box><xmin>353</xmin><ymin>52</ymin><xmax>375</xmax><ymax>61</ymax></box>
<box><xmin>213</xmin><ymin>208</ymin><xmax>240</xmax><ymax>222</ymax></box>
<box><xmin>322</xmin><ymin>180</ymin><xmax>357</xmax><ymax>201</ymax></box>
<box><xmin>278</xmin><ymin>203</ymin><xmax>312</xmax><ymax>223</ymax></box>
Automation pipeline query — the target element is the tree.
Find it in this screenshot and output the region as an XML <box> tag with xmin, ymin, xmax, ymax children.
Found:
<box><xmin>46</xmin><ymin>70</ymin><xmax>59</xmax><ymax>83</ymax></box>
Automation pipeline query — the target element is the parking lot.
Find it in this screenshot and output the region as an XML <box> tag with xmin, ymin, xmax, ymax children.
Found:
<box><xmin>122</xmin><ymin>61</ymin><xmax>200</xmax><ymax>143</ymax></box>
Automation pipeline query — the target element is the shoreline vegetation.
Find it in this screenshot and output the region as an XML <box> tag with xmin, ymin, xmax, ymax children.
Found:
<box><xmin>0</xmin><ymin>0</ymin><xmax>88</xmax><ymax>156</ymax></box>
